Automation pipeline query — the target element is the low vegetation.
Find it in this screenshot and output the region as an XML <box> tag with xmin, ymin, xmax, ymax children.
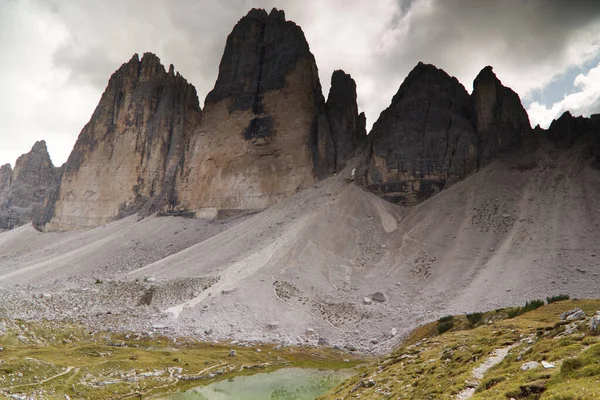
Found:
<box><xmin>547</xmin><ymin>294</ymin><xmax>570</xmax><ymax>304</ymax></box>
<box><xmin>319</xmin><ymin>299</ymin><xmax>600</xmax><ymax>399</ymax></box>
<box><xmin>0</xmin><ymin>320</ymin><xmax>362</xmax><ymax>399</ymax></box>
<box><xmin>507</xmin><ymin>299</ymin><xmax>545</xmax><ymax>318</ymax></box>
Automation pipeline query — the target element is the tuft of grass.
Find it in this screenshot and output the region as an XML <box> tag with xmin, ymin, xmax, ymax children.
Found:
<box><xmin>437</xmin><ymin>322</ymin><xmax>454</xmax><ymax>334</ymax></box>
<box><xmin>547</xmin><ymin>294</ymin><xmax>570</xmax><ymax>304</ymax></box>
<box><xmin>466</xmin><ymin>312</ymin><xmax>484</xmax><ymax>325</ymax></box>
<box><xmin>438</xmin><ymin>315</ymin><xmax>454</xmax><ymax>323</ymax></box>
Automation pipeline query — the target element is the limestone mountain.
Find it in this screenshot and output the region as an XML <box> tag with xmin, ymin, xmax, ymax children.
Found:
<box><xmin>44</xmin><ymin>53</ymin><xmax>201</xmax><ymax>231</ymax></box>
<box><xmin>544</xmin><ymin>111</ymin><xmax>600</xmax><ymax>160</ymax></box>
<box><xmin>326</xmin><ymin>70</ymin><xmax>367</xmax><ymax>170</ymax></box>
<box><xmin>0</xmin><ymin>141</ymin><xmax>61</xmax><ymax>230</ymax></box>
<box><xmin>174</xmin><ymin>8</ymin><xmax>340</xmax><ymax>216</ymax></box>
<box><xmin>359</xmin><ymin>62</ymin><xmax>479</xmax><ymax>204</ymax></box>
<box><xmin>471</xmin><ymin>65</ymin><xmax>533</xmax><ymax>162</ymax></box>
<box><xmin>358</xmin><ymin>63</ymin><xmax>535</xmax><ymax>205</ymax></box>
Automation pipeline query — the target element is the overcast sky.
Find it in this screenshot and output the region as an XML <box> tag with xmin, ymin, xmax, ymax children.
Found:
<box><xmin>1</xmin><ymin>0</ymin><xmax>600</xmax><ymax>167</ymax></box>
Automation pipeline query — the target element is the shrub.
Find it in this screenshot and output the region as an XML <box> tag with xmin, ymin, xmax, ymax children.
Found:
<box><xmin>466</xmin><ymin>312</ymin><xmax>483</xmax><ymax>325</ymax></box>
<box><xmin>438</xmin><ymin>315</ymin><xmax>454</xmax><ymax>323</ymax></box>
<box><xmin>437</xmin><ymin>321</ymin><xmax>454</xmax><ymax>334</ymax></box>
<box><xmin>507</xmin><ymin>299</ymin><xmax>545</xmax><ymax>319</ymax></box>
<box><xmin>546</xmin><ymin>294</ymin><xmax>570</xmax><ymax>304</ymax></box>
<box><xmin>523</xmin><ymin>299</ymin><xmax>545</xmax><ymax>312</ymax></box>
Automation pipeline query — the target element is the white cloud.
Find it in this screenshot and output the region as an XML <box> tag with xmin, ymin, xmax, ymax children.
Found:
<box><xmin>527</xmin><ymin>62</ymin><xmax>600</xmax><ymax>128</ymax></box>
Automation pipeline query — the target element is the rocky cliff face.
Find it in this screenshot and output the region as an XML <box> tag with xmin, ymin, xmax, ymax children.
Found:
<box><xmin>0</xmin><ymin>141</ymin><xmax>61</xmax><ymax>230</ymax></box>
<box><xmin>544</xmin><ymin>111</ymin><xmax>600</xmax><ymax>164</ymax></box>
<box><xmin>471</xmin><ymin>66</ymin><xmax>532</xmax><ymax>162</ymax></box>
<box><xmin>359</xmin><ymin>64</ymin><xmax>536</xmax><ymax>205</ymax></box>
<box><xmin>326</xmin><ymin>70</ymin><xmax>366</xmax><ymax>170</ymax></box>
<box><xmin>175</xmin><ymin>8</ymin><xmax>336</xmax><ymax>216</ymax></box>
<box><xmin>45</xmin><ymin>53</ymin><xmax>201</xmax><ymax>231</ymax></box>
<box><xmin>360</xmin><ymin>62</ymin><xmax>479</xmax><ymax>204</ymax></box>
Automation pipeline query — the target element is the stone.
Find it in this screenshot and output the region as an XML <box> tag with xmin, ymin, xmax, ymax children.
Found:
<box><xmin>391</xmin><ymin>328</ymin><xmax>397</xmax><ymax>336</ymax></box>
<box><xmin>541</xmin><ymin>360</ymin><xmax>555</xmax><ymax>369</ymax></box>
<box><xmin>229</xmin><ymin>349</ymin><xmax>236</xmax><ymax>357</ymax></box>
<box><xmin>175</xmin><ymin>8</ymin><xmax>338</xmax><ymax>215</ymax></box>
<box><xmin>561</xmin><ymin>308</ymin><xmax>585</xmax><ymax>321</ymax></box>
<box><xmin>359</xmin><ymin>62</ymin><xmax>479</xmax><ymax>205</ymax></box>
<box><xmin>44</xmin><ymin>53</ymin><xmax>201</xmax><ymax>231</ymax></box>
<box><xmin>326</xmin><ymin>70</ymin><xmax>367</xmax><ymax>170</ymax></box>
<box><xmin>521</xmin><ymin>361</ymin><xmax>540</xmax><ymax>371</ymax></box>
<box><xmin>363</xmin><ymin>379</ymin><xmax>375</xmax><ymax>388</ymax></box>
<box><xmin>363</xmin><ymin>297</ymin><xmax>372</xmax><ymax>304</ymax></box>
<box><xmin>0</xmin><ymin>141</ymin><xmax>62</xmax><ymax>231</ymax></box>
<box><xmin>471</xmin><ymin>66</ymin><xmax>533</xmax><ymax>163</ymax></box>
<box><xmin>371</xmin><ymin>292</ymin><xmax>386</xmax><ymax>303</ymax></box>
<box><xmin>318</xmin><ymin>337</ymin><xmax>329</xmax><ymax>346</ymax></box>
<box><xmin>590</xmin><ymin>311</ymin><xmax>600</xmax><ymax>333</ymax></box>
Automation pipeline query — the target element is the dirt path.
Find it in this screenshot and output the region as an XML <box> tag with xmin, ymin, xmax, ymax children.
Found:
<box><xmin>456</xmin><ymin>344</ymin><xmax>516</xmax><ymax>399</ymax></box>
<box><xmin>0</xmin><ymin>366</ymin><xmax>76</xmax><ymax>390</ymax></box>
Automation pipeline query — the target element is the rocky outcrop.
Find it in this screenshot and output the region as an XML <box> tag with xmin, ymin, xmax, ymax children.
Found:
<box><xmin>360</xmin><ymin>62</ymin><xmax>479</xmax><ymax>204</ymax></box>
<box><xmin>545</xmin><ymin>111</ymin><xmax>599</xmax><ymax>146</ymax></box>
<box><xmin>326</xmin><ymin>70</ymin><xmax>366</xmax><ymax>170</ymax></box>
<box><xmin>471</xmin><ymin>66</ymin><xmax>532</xmax><ymax>162</ymax></box>
<box><xmin>175</xmin><ymin>8</ymin><xmax>336</xmax><ymax>216</ymax></box>
<box><xmin>544</xmin><ymin>111</ymin><xmax>600</xmax><ymax>164</ymax></box>
<box><xmin>0</xmin><ymin>141</ymin><xmax>61</xmax><ymax>230</ymax></box>
<box><xmin>45</xmin><ymin>53</ymin><xmax>201</xmax><ymax>230</ymax></box>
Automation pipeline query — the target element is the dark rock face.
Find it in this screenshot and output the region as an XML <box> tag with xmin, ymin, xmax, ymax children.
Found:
<box><xmin>361</xmin><ymin>62</ymin><xmax>479</xmax><ymax>205</ymax></box>
<box><xmin>206</xmin><ymin>8</ymin><xmax>310</xmax><ymax>112</ymax></box>
<box><xmin>45</xmin><ymin>53</ymin><xmax>201</xmax><ymax>230</ymax></box>
<box><xmin>326</xmin><ymin>70</ymin><xmax>367</xmax><ymax>170</ymax></box>
<box><xmin>545</xmin><ymin>111</ymin><xmax>599</xmax><ymax>146</ymax></box>
<box><xmin>545</xmin><ymin>111</ymin><xmax>600</xmax><ymax>163</ymax></box>
<box><xmin>472</xmin><ymin>66</ymin><xmax>532</xmax><ymax>162</ymax></box>
<box><xmin>0</xmin><ymin>141</ymin><xmax>61</xmax><ymax>230</ymax></box>
<box><xmin>205</xmin><ymin>7</ymin><xmax>334</xmax><ymax>176</ymax></box>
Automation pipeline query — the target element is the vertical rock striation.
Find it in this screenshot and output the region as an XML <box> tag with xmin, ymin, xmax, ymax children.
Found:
<box><xmin>45</xmin><ymin>53</ymin><xmax>201</xmax><ymax>230</ymax></box>
<box><xmin>326</xmin><ymin>70</ymin><xmax>367</xmax><ymax>170</ymax></box>
<box><xmin>471</xmin><ymin>66</ymin><xmax>532</xmax><ymax>162</ymax></box>
<box><xmin>175</xmin><ymin>8</ymin><xmax>336</xmax><ymax>216</ymax></box>
<box><xmin>0</xmin><ymin>141</ymin><xmax>61</xmax><ymax>230</ymax></box>
<box><xmin>360</xmin><ymin>62</ymin><xmax>479</xmax><ymax>204</ymax></box>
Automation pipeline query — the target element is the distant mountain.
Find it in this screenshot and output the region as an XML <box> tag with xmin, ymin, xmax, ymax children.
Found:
<box><xmin>0</xmin><ymin>141</ymin><xmax>61</xmax><ymax>230</ymax></box>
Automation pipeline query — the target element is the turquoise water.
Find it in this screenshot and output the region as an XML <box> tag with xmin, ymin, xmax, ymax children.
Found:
<box><xmin>167</xmin><ymin>368</ymin><xmax>353</xmax><ymax>400</ymax></box>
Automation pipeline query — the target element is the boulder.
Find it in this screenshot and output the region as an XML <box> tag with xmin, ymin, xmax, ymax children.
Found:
<box><xmin>560</xmin><ymin>308</ymin><xmax>586</xmax><ymax>321</ymax></box>
<box><xmin>590</xmin><ymin>311</ymin><xmax>600</xmax><ymax>333</ymax></box>
<box><xmin>371</xmin><ymin>292</ymin><xmax>387</xmax><ymax>303</ymax></box>
<box><xmin>541</xmin><ymin>360</ymin><xmax>555</xmax><ymax>369</ymax></box>
<box><xmin>521</xmin><ymin>361</ymin><xmax>540</xmax><ymax>371</ymax></box>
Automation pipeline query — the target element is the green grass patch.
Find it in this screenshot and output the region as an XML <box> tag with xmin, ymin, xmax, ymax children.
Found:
<box><xmin>0</xmin><ymin>319</ymin><xmax>364</xmax><ymax>399</ymax></box>
<box><xmin>319</xmin><ymin>299</ymin><xmax>600</xmax><ymax>400</ymax></box>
